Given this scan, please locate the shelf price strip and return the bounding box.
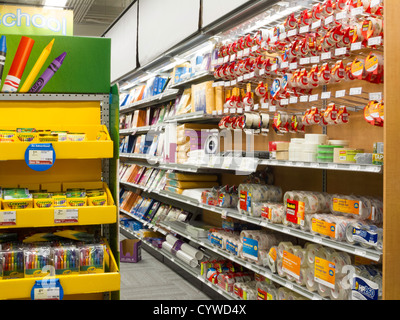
[54,209,79,224]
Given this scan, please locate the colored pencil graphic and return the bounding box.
[29,51,66,93]
[2,36,35,93]
[0,36,6,88]
[19,38,55,93]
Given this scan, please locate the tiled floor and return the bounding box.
[119,236,211,300]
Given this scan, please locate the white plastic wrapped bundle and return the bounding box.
[315,192,331,212]
[278,241,293,258]
[256,250,269,267]
[292,246,307,266]
[300,213,314,232]
[305,267,318,292]
[296,267,309,286]
[345,220,382,251]
[238,184,282,216]
[315,246,336,261]
[305,243,322,268]
[282,214,297,229]
[329,274,351,300]
[277,287,290,300]
[276,258,285,278]
[369,197,383,225]
[330,251,352,275]
[251,202,264,218]
[267,246,278,273]
[162,241,198,268]
[257,202,285,223]
[166,234,204,260]
[317,282,331,298]
[266,284,278,300]
[330,194,372,220]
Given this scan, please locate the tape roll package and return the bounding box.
[238,184,283,216]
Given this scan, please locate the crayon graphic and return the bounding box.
[20,39,55,93]
[0,36,6,88]
[29,52,66,93]
[2,36,35,93]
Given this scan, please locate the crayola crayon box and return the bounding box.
[33,192,54,209]
[66,189,87,207]
[2,188,33,210]
[87,189,108,207]
[52,193,67,208]
[79,244,105,274]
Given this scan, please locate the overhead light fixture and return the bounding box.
[44,0,68,9]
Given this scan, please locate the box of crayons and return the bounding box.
[79,244,105,274]
[52,245,80,276]
[2,188,33,210]
[66,189,87,207]
[87,189,108,207]
[0,250,24,279]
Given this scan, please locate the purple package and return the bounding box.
[29,52,66,93]
[120,239,142,263]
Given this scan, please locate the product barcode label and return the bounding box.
[29,150,53,165]
[0,211,16,226]
[34,287,61,300]
[54,209,79,224]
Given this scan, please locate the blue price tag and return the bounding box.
[31,278,64,300]
[24,143,56,172]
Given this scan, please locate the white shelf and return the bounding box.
[159,220,325,301]
[120,89,180,114]
[259,159,383,174]
[120,183,383,263]
[120,154,383,175]
[120,124,166,135]
[119,224,239,300]
[164,111,222,124]
[169,71,215,89]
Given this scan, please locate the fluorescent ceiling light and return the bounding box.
[44,0,68,9]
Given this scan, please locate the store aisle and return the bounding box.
[119,236,211,300]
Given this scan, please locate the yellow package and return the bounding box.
[166,172,218,181]
[67,197,87,207]
[2,198,33,210]
[191,81,215,114]
[166,180,219,189]
[16,132,37,142]
[96,130,108,141]
[38,133,58,142]
[87,190,108,207]
[0,130,16,143]
[53,193,67,208]
[215,85,225,112]
[34,198,54,209]
[176,88,192,115]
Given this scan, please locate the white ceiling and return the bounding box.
[0,0,134,36]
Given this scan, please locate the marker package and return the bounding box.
[52,245,80,276]
[79,244,105,274]
[0,249,24,280]
[24,245,52,278]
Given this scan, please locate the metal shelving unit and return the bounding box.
[120,181,383,263]
[120,224,239,300]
